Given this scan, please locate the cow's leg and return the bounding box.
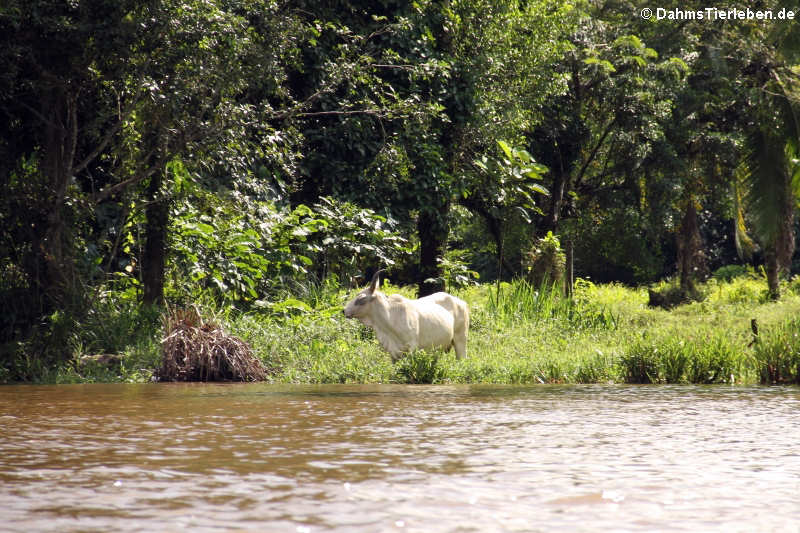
[453,331,467,359]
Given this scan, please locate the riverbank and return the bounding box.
[9,275,800,385]
[234,276,800,385]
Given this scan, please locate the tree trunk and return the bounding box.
[142,171,169,306]
[38,87,79,309]
[776,167,796,276]
[543,170,567,234]
[417,204,449,297]
[764,162,796,301]
[565,239,574,298]
[765,249,781,300]
[677,199,704,296]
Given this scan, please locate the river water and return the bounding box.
[1,384,798,532]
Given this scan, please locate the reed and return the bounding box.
[484,279,617,330]
[618,332,750,384]
[752,317,800,384]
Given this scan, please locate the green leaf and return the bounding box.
[613,35,643,50]
[584,57,616,73]
[497,140,513,160]
[626,55,646,68]
[272,298,311,313]
[529,183,550,196]
[189,222,216,236]
[293,204,314,217]
[513,148,532,163]
[529,162,549,175]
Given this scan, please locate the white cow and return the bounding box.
[343,270,469,360]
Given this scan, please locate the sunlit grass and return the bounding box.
[54,273,800,385]
[234,275,799,385]
[751,316,800,384]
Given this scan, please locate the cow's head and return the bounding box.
[343,269,384,319]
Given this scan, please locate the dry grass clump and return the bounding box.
[157,306,268,382]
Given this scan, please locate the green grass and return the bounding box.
[224,275,800,385]
[15,274,800,385]
[751,316,800,384]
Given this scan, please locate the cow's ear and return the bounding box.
[368,269,384,293]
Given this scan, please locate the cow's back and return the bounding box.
[419,292,469,358]
[421,292,469,332]
[406,294,455,351]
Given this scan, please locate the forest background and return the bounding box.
[1,0,799,383]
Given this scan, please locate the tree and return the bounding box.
[0,0,314,372]
[0,0,144,311]
[524,4,693,283]
[741,74,800,299]
[284,0,570,294]
[407,0,571,294]
[700,0,800,298]
[657,0,798,298]
[112,0,300,305]
[465,140,549,278]
[529,15,673,235]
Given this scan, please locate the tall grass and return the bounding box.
[618,332,753,384]
[1,293,163,384]
[485,279,617,330]
[31,273,800,386]
[487,280,571,323]
[752,317,800,384]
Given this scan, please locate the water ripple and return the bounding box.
[1,384,799,532]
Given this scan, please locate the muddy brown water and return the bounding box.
[1,383,799,532]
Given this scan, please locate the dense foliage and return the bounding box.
[1,0,799,380]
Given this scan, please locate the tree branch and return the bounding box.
[294,109,390,118]
[72,110,129,175]
[575,117,616,186]
[91,145,159,204]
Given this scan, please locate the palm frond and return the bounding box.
[742,126,788,249]
[733,166,756,263]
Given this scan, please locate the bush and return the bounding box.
[395,350,445,384]
[169,194,410,307]
[647,279,704,309]
[307,196,411,283]
[524,231,565,287]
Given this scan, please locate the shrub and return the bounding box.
[619,340,663,383]
[395,350,445,384]
[524,232,565,287]
[308,196,411,283]
[439,249,480,290]
[647,280,703,309]
[619,333,744,384]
